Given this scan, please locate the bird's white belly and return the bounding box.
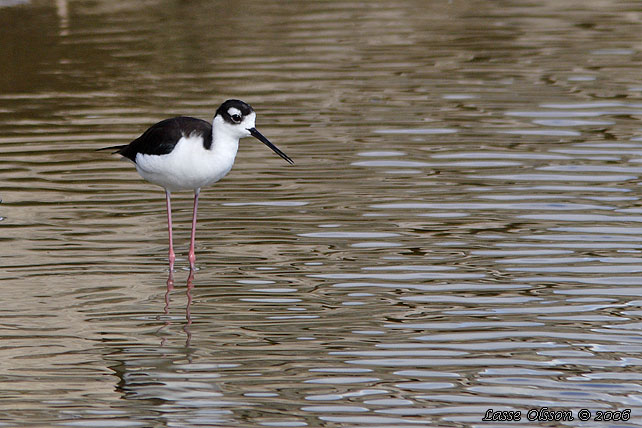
[135,135,235,192]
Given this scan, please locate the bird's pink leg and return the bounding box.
[166,190,176,271]
[188,189,200,271]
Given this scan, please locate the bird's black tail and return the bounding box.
[96,144,126,153]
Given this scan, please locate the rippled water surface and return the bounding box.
[2,0,642,426]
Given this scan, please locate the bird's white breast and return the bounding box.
[135,133,237,192]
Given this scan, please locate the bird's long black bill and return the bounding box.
[249,128,294,165]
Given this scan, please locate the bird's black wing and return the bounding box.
[116,117,213,162]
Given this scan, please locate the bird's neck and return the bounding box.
[210,123,240,161]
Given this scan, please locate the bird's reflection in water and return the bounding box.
[185,271,194,347]
[159,270,194,348]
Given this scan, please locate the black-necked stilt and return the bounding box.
[99,99,293,271]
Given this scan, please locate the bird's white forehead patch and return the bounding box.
[227,107,242,117]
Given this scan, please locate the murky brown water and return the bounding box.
[2,0,642,426]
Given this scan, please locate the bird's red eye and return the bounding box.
[231,114,242,123]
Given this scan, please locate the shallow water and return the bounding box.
[2,0,642,426]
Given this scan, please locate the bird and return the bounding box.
[99,99,293,271]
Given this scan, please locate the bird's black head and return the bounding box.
[215,99,255,125]
[213,99,294,165]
